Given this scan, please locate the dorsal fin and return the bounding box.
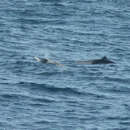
[102,56,107,60]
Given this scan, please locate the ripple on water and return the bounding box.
[0,0,130,129]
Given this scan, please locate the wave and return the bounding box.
[0,92,56,105]
[0,93,31,102]
[104,76,130,85]
[18,82,84,96]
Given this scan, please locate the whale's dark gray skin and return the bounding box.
[77,56,114,64]
[37,58,49,63]
[34,57,63,66]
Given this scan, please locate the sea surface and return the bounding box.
[0,0,130,130]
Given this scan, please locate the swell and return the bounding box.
[18,81,84,96]
[0,93,32,102]
[0,92,55,105]
[104,76,130,85]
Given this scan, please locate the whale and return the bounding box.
[34,56,64,66]
[77,56,114,64]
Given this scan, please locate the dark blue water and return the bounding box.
[0,0,130,130]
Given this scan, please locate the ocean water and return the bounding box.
[0,0,130,130]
